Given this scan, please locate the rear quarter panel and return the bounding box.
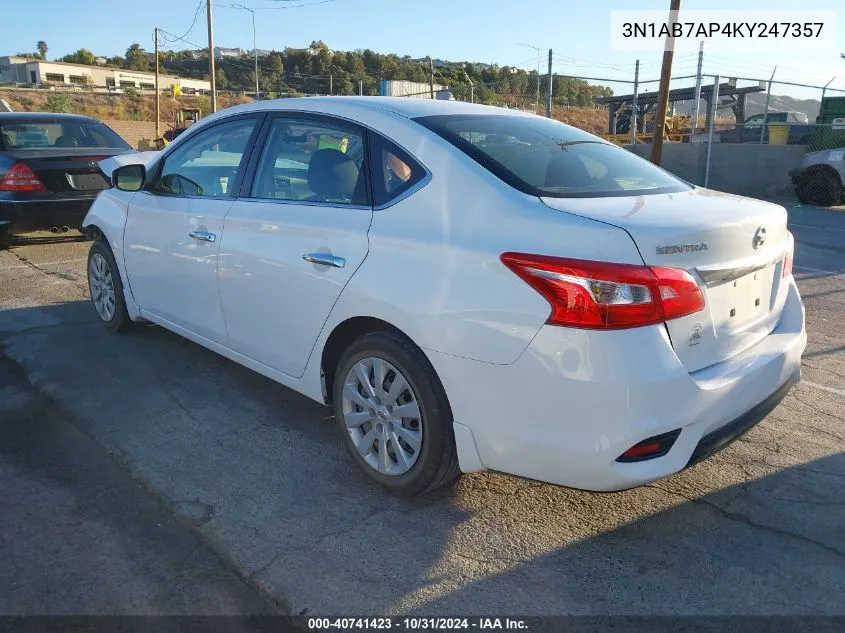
[308,109,645,368]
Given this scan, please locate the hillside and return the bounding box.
[673,92,821,122]
[0,89,609,136]
[744,93,820,120]
[0,90,252,122]
[20,41,614,108]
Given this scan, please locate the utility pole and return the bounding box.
[206,0,217,112]
[649,0,681,165]
[518,43,541,111]
[359,79,363,96]
[463,66,474,104]
[329,74,333,95]
[154,28,160,138]
[546,49,553,117]
[232,5,258,98]
[630,59,639,144]
[428,56,435,99]
[691,41,704,137]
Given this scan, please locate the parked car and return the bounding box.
[718,111,817,144]
[790,145,845,207]
[0,112,133,248]
[83,98,806,496]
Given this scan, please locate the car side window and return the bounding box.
[250,118,368,205]
[153,118,257,198]
[369,134,426,206]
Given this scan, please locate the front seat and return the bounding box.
[307,148,361,202]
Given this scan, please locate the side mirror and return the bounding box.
[112,164,145,192]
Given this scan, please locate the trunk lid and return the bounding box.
[7,148,130,196]
[541,187,791,372]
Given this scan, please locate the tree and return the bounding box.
[215,68,228,90]
[268,52,284,77]
[61,48,96,65]
[125,43,149,71]
[37,41,48,59]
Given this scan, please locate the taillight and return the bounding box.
[782,231,794,278]
[500,253,705,330]
[0,162,46,192]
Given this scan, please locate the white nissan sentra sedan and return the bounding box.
[83,97,806,496]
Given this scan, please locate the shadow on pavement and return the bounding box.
[0,300,843,618]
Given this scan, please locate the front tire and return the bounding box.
[332,331,460,496]
[87,239,132,333]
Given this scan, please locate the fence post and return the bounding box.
[704,74,719,188]
[821,76,836,105]
[546,49,553,118]
[692,41,704,137]
[428,56,435,99]
[630,60,639,145]
[759,67,776,144]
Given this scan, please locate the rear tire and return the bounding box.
[0,229,11,250]
[87,239,133,333]
[332,330,460,496]
[796,172,842,207]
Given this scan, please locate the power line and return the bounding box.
[161,0,205,46]
[216,0,342,9]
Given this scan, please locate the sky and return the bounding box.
[5,0,845,100]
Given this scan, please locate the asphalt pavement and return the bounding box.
[0,201,843,617]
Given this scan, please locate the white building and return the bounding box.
[0,57,210,94]
[214,47,247,59]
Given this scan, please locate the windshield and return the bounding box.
[415,114,689,198]
[0,120,130,150]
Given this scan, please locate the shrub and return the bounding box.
[44,93,71,113]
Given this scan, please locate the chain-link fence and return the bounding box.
[4,64,843,206]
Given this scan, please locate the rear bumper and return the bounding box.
[685,367,800,468]
[0,197,96,233]
[427,277,807,491]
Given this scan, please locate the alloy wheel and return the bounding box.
[88,252,116,322]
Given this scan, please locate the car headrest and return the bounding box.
[307,149,359,200]
[545,150,593,189]
[55,135,79,148]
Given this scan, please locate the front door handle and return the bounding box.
[303,253,346,268]
[188,229,216,243]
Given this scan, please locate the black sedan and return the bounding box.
[0,112,134,248]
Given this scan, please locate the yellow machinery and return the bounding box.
[154,108,202,150]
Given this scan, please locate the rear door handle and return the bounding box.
[303,253,346,268]
[188,229,216,243]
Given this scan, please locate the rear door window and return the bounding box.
[249,118,369,205]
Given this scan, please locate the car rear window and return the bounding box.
[0,120,129,150]
[415,114,690,198]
